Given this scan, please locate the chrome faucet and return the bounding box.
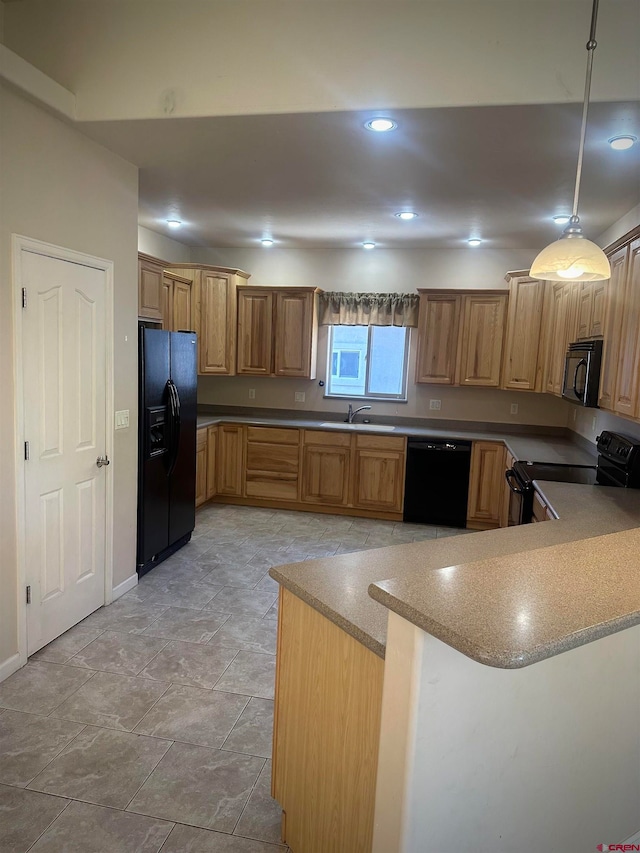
[345,404,372,424]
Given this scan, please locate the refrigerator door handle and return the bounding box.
[165,380,181,477]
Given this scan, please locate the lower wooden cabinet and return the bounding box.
[301,440,351,506]
[244,426,300,502]
[467,440,507,529]
[353,435,406,513]
[216,424,244,497]
[195,428,208,508]
[273,587,384,853]
[206,426,217,500]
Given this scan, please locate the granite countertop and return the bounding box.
[197,413,597,466]
[270,482,640,662]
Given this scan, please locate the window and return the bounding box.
[326,325,409,399]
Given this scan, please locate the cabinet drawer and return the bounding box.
[245,473,298,501]
[246,442,299,474]
[246,426,299,445]
[305,429,351,447]
[197,428,207,450]
[355,434,405,452]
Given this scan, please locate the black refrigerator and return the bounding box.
[137,326,197,576]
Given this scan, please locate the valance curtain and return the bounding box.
[318,292,419,327]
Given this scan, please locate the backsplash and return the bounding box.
[571,406,640,445]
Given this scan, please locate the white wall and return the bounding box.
[3,1,639,122]
[138,225,190,264]
[374,613,640,853]
[0,84,139,674]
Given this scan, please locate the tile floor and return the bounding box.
[0,504,471,852]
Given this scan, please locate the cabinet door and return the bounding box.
[237,289,273,375]
[500,450,514,528]
[467,441,506,528]
[161,277,173,331]
[599,245,629,410]
[501,278,544,391]
[576,283,593,340]
[589,280,606,337]
[545,283,578,396]
[138,259,164,320]
[458,294,507,387]
[195,429,208,508]
[353,434,405,512]
[173,280,192,332]
[199,272,236,375]
[614,238,640,418]
[216,424,244,496]
[206,426,217,500]
[415,293,461,384]
[274,291,316,378]
[301,445,350,506]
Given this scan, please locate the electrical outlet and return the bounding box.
[592,416,597,432]
[248,389,256,400]
[573,408,577,422]
[295,391,306,403]
[510,403,519,415]
[429,399,441,411]
[115,410,129,430]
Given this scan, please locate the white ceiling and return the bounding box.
[81,100,640,249]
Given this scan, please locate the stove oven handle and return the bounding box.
[505,468,525,495]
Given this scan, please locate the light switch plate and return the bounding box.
[248,389,256,399]
[510,403,519,414]
[115,410,130,430]
[295,391,306,403]
[429,399,441,410]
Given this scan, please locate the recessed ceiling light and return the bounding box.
[608,135,637,150]
[395,211,418,220]
[167,219,182,229]
[362,242,376,250]
[364,118,397,133]
[552,214,571,224]
[261,238,274,247]
[467,238,482,247]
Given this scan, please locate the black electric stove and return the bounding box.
[505,431,640,525]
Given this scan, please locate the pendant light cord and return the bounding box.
[572,0,600,219]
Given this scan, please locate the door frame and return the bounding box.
[13,234,115,666]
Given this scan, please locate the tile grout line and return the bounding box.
[23,795,74,853]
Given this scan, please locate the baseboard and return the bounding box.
[0,652,22,684]
[112,572,138,601]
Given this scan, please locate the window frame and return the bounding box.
[325,324,410,402]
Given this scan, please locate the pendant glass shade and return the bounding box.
[530,235,611,282]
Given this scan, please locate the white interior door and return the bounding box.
[21,249,109,655]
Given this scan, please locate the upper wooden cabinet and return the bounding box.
[161,271,193,333]
[543,282,579,397]
[138,254,165,321]
[501,273,546,392]
[236,286,320,379]
[599,243,630,411]
[415,293,461,384]
[164,263,251,375]
[415,290,507,388]
[457,293,507,387]
[613,237,640,419]
[576,280,607,340]
[237,289,273,375]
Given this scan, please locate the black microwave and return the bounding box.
[561,339,603,407]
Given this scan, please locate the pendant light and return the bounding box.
[530,0,611,283]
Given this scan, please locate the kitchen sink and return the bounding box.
[319,422,396,432]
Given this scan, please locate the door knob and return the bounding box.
[96,455,110,468]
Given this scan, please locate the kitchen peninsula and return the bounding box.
[269,480,640,853]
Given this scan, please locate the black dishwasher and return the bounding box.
[403,439,472,527]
